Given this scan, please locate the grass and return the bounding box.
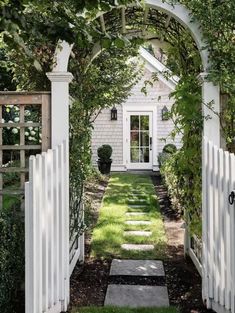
[73,307,179,313]
[91,173,167,259]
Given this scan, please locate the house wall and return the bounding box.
[91,105,124,168]
[91,67,181,171]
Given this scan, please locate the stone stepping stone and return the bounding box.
[125,220,151,225]
[128,199,147,203]
[124,230,152,237]
[125,212,148,216]
[110,259,165,276]
[104,285,169,308]
[128,204,148,208]
[129,193,146,196]
[121,244,154,251]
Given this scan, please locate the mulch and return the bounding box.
[69,173,214,313]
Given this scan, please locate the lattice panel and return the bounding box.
[0,92,51,209]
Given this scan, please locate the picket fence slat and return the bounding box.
[203,137,235,313]
[218,148,225,306]
[25,141,70,313]
[230,154,235,313]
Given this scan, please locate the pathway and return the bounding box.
[104,185,170,308]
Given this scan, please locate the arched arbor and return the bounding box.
[47,0,220,149]
[46,0,221,310]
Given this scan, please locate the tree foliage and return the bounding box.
[1,0,235,250]
[69,45,142,233]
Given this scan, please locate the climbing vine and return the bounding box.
[1,0,235,252]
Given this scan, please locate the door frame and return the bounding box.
[123,105,158,171]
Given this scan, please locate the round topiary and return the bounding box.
[97,144,113,162]
[162,143,177,154]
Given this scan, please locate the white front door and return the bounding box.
[126,112,153,170]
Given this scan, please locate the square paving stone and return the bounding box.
[121,244,154,251]
[124,231,152,237]
[128,204,148,208]
[110,259,165,276]
[125,212,148,216]
[128,199,148,203]
[125,220,151,225]
[104,285,169,308]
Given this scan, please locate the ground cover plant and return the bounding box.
[91,173,167,260]
[73,307,179,313]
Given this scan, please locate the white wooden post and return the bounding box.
[46,72,72,310]
[200,73,220,146]
[46,72,73,148]
[200,73,220,308]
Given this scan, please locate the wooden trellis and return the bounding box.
[0,92,51,209]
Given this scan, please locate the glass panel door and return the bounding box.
[130,114,151,164]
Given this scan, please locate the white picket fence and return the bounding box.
[202,137,235,313]
[25,140,84,313]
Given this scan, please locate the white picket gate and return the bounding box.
[25,140,70,313]
[202,137,235,313]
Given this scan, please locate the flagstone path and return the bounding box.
[104,186,170,308]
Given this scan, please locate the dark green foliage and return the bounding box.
[0,207,24,313]
[161,75,202,236]
[0,47,16,91]
[162,144,177,154]
[97,144,112,161]
[158,152,171,169]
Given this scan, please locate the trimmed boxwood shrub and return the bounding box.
[97,144,112,162]
[162,144,177,154]
[0,206,24,313]
[158,144,177,169]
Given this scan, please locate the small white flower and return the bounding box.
[12,128,18,134]
[39,139,42,143]
[28,127,33,131]
[30,130,36,136]
[39,133,42,138]
[14,117,20,122]
[25,131,29,137]
[8,120,13,123]
[25,110,31,116]
[28,136,33,140]
[2,119,5,123]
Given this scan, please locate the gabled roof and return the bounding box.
[139,47,179,91]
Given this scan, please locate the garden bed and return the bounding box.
[70,173,214,313]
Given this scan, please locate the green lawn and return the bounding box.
[73,307,179,313]
[91,173,167,259]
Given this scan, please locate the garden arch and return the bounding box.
[47,0,220,149]
[46,0,221,310]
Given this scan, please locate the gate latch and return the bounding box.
[229,191,235,205]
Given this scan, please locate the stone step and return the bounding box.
[110,259,165,276]
[125,212,148,217]
[128,204,148,209]
[124,230,152,237]
[125,220,151,225]
[104,285,169,308]
[121,244,154,251]
[129,193,147,197]
[128,199,148,203]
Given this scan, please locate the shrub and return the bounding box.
[160,149,202,237]
[97,145,112,162]
[158,144,177,169]
[0,206,24,313]
[158,152,171,169]
[162,144,177,154]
